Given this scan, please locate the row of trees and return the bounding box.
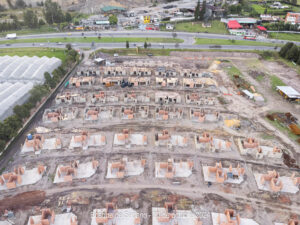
[0,10,45,32]
[5,0,27,9]
[0,15,21,32]
[194,0,206,21]
[0,47,79,153]
[0,0,72,32]
[279,42,300,65]
[44,0,72,24]
[264,21,299,31]
[282,0,298,6]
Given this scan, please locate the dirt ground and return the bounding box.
[0,51,299,225]
[263,60,300,91]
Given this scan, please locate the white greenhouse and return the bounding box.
[0,56,62,120]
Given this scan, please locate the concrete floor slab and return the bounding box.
[54,162,96,183]
[21,138,61,154]
[0,166,46,191]
[106,160,145,178]
[211,212,259,225]
[203,166,244,184]
[254,173,299,194]
[152,207,200,225]
[91,208,140,225]
[170,135,188,147]
[27,213,77,225]
[70,134,106,150]
[0,221,12,225]
[155,162,192,178]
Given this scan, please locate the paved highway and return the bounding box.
[0,42,279,51]
[0,30,296,48]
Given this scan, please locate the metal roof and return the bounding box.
[221,18,257,24]
[242,90,254,99]
[0,82,34,121]
[228,20,242,29]
[276,86,300,99]
[94,58,105,63]
[101,6,126,12]
[0,55,62,120]
[0,56,61,83]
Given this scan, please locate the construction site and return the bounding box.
[0,51,299,225]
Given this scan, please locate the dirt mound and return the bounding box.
[248,70,265,80]
[283,152,299,169]
[0,191,45,212]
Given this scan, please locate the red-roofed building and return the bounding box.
[257,25,267,31]
[227,20,242,29]
[285,12,300,25]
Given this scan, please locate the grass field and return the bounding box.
[268,32,300,42]
[0,48,67,62]
[225,65,243,78]
[168,20,228,34]
[251,4,300,14]
[92,48,264,57]
[251,4,266,14]
[266,117,299,142]
[93,48,173,56]
[0,26,58,37]
[195,38,280,47]
[270,75,286,90]
[0,37,184,44]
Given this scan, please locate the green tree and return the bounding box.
[23,9,38,28]
[44,72,56,88]
[279,42,293,58]
[6,0,14,9]
[0,139,6,152]
[126,40,129,48]
[65,12,72,22]
[39,19,45,26]
[286,44,299,61]
[297,54,300,65]
[13,105,30,120]
[3,115,22,139]
[264,8,267,14]
[144,41,148,49]
[200,0,206,21]
[10,14,21,29]
[194,0,200,21]
[0,4,6,12]
[44,0,65,24]
[109,15,118,25]
[15,0,26,8]
[28,85,50,105]
[66,43,72,51]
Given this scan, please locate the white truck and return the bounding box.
[6,33,17,39]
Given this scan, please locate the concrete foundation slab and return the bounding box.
[54,162,97,183]
[254,173,299,194]
[203,166,244,184]
[27,213,77,225]
[211,212,259,225]
[152,207,200,225]
[155,161,193,178]
[0,166,46,191]
[91,208,140,225]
